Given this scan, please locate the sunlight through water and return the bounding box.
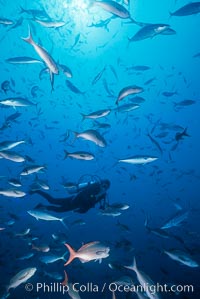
[63,0,91,27]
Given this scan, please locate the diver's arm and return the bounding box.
[70,182,107,213]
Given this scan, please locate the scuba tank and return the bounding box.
[67,175,101,194]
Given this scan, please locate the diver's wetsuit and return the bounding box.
[32,179,110,213]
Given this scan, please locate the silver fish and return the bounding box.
[0,140,25,151]
[64,150,95,160]
[20,165,46,176]
[161,211,189,230]
[32,244,50,252]
[0,150,25,162]
[34,178,50,190]
[27,209,68,228]
[99,207,121,217]
[34,19,66,28]
[118,155,158,165]
[114,103,140,113]
[0,18,14,25]
[174,100,196,107]
[129,24,170,42]
[170,2,200,16]
[0,188,26,198]
[7,267,37,291]
[6,56,43,64]
[15,228,30,236]
[145,219,171,239]
[73,130,107,147]
[20,6,50,19]
[22,27,59,74]
[64,241,110,265]
[109,203,129,210]
[93,1,131,19]
[62,271,81,299]
[164,249,199,267]
[17,253,34,260]
[0,97,36,107]
[116,86,144,104]
[40,253,66,264]
[58,64,73,78]
[124,257,161,299]
[81,109,111,120]
[8,178,22,187]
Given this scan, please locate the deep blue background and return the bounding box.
[0,0,200,298]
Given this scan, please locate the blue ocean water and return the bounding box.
[0,0,200,298]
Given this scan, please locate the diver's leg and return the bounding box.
[32,190,67,205]
[38,204,69,213]
[32,190,75,211]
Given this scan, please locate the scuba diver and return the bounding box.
[31,175,110,214]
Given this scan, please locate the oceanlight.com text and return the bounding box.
[109,282,194,295]
[25,282,194,295]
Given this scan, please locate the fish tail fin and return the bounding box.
[31,244,36,250]
[26,137,33,146]
[92,120,98,128]
[144,214,151,233]
[49,71,55,93]
[64,243,77,266]
[124,257,137,272]
[42,164,48,171]
[161,249,167,256]
[144,214,148,227]
[172,102,179,112]
[60,130,70,143]
[71,131,78,144]
[105,24,109,32]
[80,113,86,121]
[21,25,34,44]
[183,127,190,137]
[64,150,69,159]
[19,5,26,13]
[61,270,68,286]
[129,18,139,25]
[39,67,48,80]
[112,160,119,168]
[146,130,150,137]
[34,102,39,110]
[62,251,69,261]
[61,218,69,230]
[126,38,132,50]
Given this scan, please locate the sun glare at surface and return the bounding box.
[41,0,123,53]
[63,0,91,24]
[63,0,88,9]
